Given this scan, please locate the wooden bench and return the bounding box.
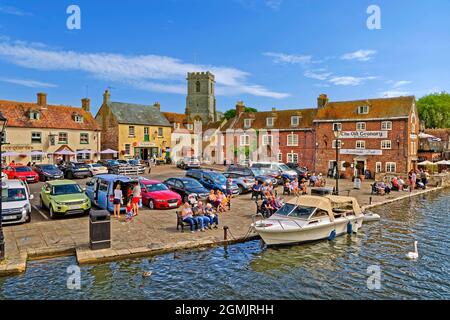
[176,210,190,232]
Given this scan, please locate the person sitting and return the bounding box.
[204,203,219,228]
[299,178,308,195]
[316,173,325,187]
[208,190,217,206]
[283,179,291,195]
[181,202,197,233]
[251,181,263,200]
[193,201,209,231]
[309,173,318,187]
[290,178,300,196]
[391,177,400,191]
[398,177,407,191]
[261,197,275,217]
[216,190,226,213]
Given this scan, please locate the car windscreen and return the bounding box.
[210,173,226,184]
[40,165,58,170]
[92,164,103,168]
[73,163,88,168]
[52,184,83,195]
[128,160,140,165]
[15,167,32,172]
[251,163,270,168]
[279,164,291,171]
[146,183,168,192]
[2,188,27,202]
[107,160,120,166]
[182,179,203,189]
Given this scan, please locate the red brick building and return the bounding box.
[313,95,420,178]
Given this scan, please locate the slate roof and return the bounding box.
[0,100,100,131]
[109,102,171,126]
[314,96,415,122]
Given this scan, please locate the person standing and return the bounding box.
[113,183,123,219]
[131,182,141,216]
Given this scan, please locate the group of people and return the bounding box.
[112,182,142,221]
[309,172,326,187]
[373,169,431,196]
[207,189,231,213]
[180,200,220,233]
[408,169,430,191]
[284,178,308,196]
[251,180,277,199]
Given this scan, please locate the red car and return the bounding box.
[140,179,182,209]
[3,165,39,183]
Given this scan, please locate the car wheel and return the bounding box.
[42,175,47,182]
[238,185,244,194]
[49,206,56,219]
[39,196,45,209]
[84,209,90,216]
[148,200,155,209]
[67,171,73,179]
[25,213,31,223]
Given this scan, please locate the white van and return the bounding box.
[1,179,33,225]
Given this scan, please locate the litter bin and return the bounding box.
[354,177,361,190]
[89,210,111,250]
[311,187,334,196]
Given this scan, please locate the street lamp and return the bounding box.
[0,111,8,261]
[333,126,341,195]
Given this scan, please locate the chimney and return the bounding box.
[236,101,245,115]
[272,107,277,112]
[317,94,329,109]
[103,89,110,105]
[153,102,161,110]
[37,92,47,107]
[81,98,90,112]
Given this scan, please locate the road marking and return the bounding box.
[32,205,49,220]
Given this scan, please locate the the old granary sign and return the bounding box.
[340,149,383,156]
[339,131,388,139]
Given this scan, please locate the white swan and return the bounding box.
[406,241,419,260]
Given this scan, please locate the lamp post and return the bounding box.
[0,111,8,261]
[333,127,341,195]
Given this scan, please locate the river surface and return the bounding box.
[1,190,449,300]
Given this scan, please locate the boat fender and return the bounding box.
[328,229,336,241]
[347,222,352,234]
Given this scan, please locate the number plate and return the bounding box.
[3,215,19,221]
[169,203,178,207]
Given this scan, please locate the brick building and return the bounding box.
[313,95,420,178]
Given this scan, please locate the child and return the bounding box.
[126,200,134,221]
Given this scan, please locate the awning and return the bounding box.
[54,150,76,156]
[100,149,118,154]
[417,160,436,166]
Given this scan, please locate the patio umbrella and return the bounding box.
[76,149,94,154]
[29,151,47,156]
[1,151,19,156]
[54,150,76,156]
[100,149,118,154]
[417,160,436,166]
[435,160,450,165]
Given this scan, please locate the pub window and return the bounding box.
[158,127,163,137]
[58,132,68,144]
[287,134,298,146]
[356,122,366,131]
[287,153,298,163]
[124,144,131,155]
[244,119,252,128]
[262,135,273,146]
[128,126,135,137]
[332,123,342,131]
[31,132,42,144]
[266,117,274,127]
[356,141,366,149]
[29,110,40,120]
[376,162,382,173]
[386,162,396,173]
[80,133,89,144]
[74,115,84,123]
[381,140,392,149]
[381,121,392,130]
[291,116,300,126]
[240,134,250,146]
[358,105,369,114]
[332,140,342,149]
[31,150,43,162]
[278,152,283,162]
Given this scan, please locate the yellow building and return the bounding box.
[95,90,172,160]
[0,93,101,164]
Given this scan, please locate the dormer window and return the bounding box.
[291,116,300,126]
[186,123,193,130]
[244,119,253,128]
[29,110,40,120]
[358,105,369,114]
[266,117,274,127]
[73,114,84,123]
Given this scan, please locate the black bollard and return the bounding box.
[223,226,229,240]
[369,196,372,205]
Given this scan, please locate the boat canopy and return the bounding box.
[286,195,363,217]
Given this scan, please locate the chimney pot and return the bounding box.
[81,98,90,112]
[103,89,110,105]
[154,102,161,110]
[236,101,245,115]
[317,94,329,109]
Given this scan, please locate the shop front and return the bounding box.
[133,141,159,161]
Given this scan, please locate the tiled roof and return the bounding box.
[0,100,100,131]
[162,112,192,130]
[221,108,317,131]
[425,128,450,141]
[314,96,415,121]
[203,120,224,132]
[109,102,171,127]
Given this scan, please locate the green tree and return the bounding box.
[223,107,258,120]
[417,92,450,129]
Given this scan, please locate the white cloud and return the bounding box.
[381,90,411,98]
[263,52,312,65]
[0,77,57,88]
[304,70,332,81]
[0,5,32,16]
[328,76,376,86]
[386,80,412,88]
[235,0,283,10]
[0,39,288,99]
[341,49,377,62]
[265,0,283,10]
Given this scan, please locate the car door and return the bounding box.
[41,183,51,207]
[174,180,185,197]
[202,173,215,190]
[96,179,109,209]
[5,166,14,179]
[140,182,150,204]
[85,177,97,202]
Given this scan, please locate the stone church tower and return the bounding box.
[185,71,216,124]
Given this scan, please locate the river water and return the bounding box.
[1,190,449,300]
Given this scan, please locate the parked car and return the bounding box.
[251,162,298,183]
[3,165,39,183]
[59,162,91,179]
[1,171,7,181]
[225,165,278,185]
[98,159,121,173]
[176,157,201,170]
[86,163,109,176]
[222,172,255,194]
[85,174,142,212]
[163,177,210,203]
[286,163,309,180]
[138,178,182,209]
[33,164,64,181]
[185,169,240,195]
[1,179,33,224]
[39,180,91,219]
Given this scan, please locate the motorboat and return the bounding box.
[251,195,365,246]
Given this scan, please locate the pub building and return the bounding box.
[313,95,420,179]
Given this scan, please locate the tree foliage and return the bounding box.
[223,107,258,120]
[417,92,450,129]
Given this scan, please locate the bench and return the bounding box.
[282,186,291,195]
[176,211,190,232]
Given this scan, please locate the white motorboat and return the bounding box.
[252,195,365,246]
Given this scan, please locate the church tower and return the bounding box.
[185,71,216,124]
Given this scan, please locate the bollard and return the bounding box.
[347,190,351,196]
[369,196,372,205]
[223,226,229,240]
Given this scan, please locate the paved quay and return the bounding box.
[1,165,448,276]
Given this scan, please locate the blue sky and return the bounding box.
[0,0,449,116]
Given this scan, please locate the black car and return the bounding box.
[225,165,277,185]
[33,164,64,181]
[59,162,91,179]
[285,163,309,180]
[98,159,120,173]
[163,177,210,203]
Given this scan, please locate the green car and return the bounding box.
[39,180,91,219]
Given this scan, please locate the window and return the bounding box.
[262,135,273,146]
[244,119,252,128]
[386,162,396,173]
[158,127,163,137]
[375,162,382,173]
[356,122,366,131]
[74,115,83,123]
[333,123,342,132]
[0,131,5,144]
[266,117,274,127]
[381,121,392,130]
[381,140,392,149]
[291,116,300,126]
[278,152,283,162]
[196,81,201,92]
[332,140,342,149]
[31,132,42,144]
[356,141,366,149]
[240,135,249,146]
[80,133,89,144]
[186,123,193,130]
[29,110,40,120]
[144,127,150,141]
[58,132,68,144]
[287,133,298,146]
[411,141,416,154]
[358,105,369,114]
[124,144,131,155]
[31,150,43,163]
[287,153,298,163]
[173,123,180,130]
[128,126,135,137]
[77,149,91,161]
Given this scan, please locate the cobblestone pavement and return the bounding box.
[1,164,443,274]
